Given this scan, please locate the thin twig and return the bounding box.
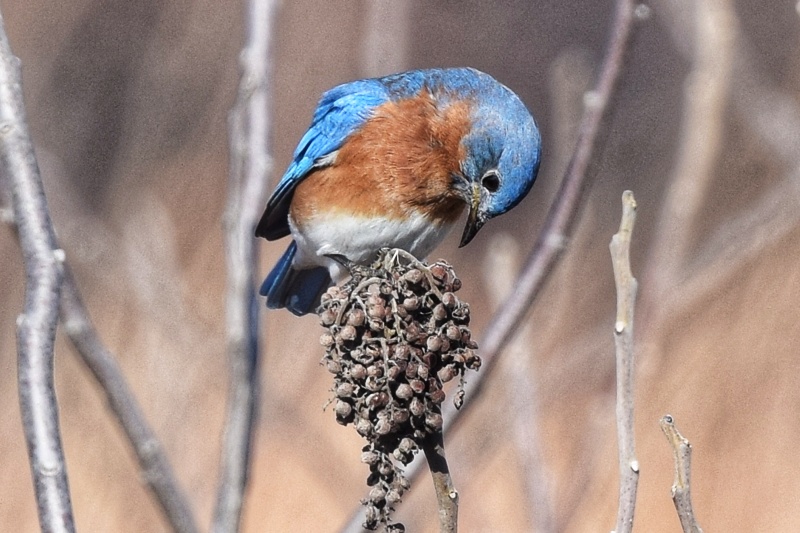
[422,429,458,533]
[0,8,75,533]
[212,1,277,531]
[610,191,639,533]
[660,415,703,533]
[60,268,199,533]
[340,3,638,530]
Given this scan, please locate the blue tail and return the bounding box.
[260,241,332,316]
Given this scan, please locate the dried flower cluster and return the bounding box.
[317,249,480,531]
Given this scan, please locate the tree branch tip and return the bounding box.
[53,248,66,263]
[621,190,637,207]
[630,460,640,473]
[615,320,626,333]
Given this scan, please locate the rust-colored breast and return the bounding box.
[290,91,472,230]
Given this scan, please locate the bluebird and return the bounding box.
[256,67,542,315]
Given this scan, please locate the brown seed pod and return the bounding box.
[316,250,480,532]
[441,292,458,309]
[340,325,358,341]
[395,383,413,400]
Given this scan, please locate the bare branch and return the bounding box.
[213,1,277,531]
[423,429,459,533]
[60,269,199,533]
[340,2,638,530]
[610,191,639,533]
[660,415,703,533]
[0,8,75,533]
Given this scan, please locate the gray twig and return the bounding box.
[660,415,703,533]
[340,2,638,530]
[60,269,199,533]
[0,8,75,533]
[212,0,277,531]
[423,430,459,533]
[610,191,639,533]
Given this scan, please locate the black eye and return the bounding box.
[481,171,500,193]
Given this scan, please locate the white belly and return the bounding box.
[288,211,455,281]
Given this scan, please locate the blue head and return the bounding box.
[444,69,542,246]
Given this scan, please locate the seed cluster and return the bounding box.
[318,249,480,531]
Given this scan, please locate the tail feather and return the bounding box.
[260,242,332,316]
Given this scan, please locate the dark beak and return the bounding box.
[459,182,485,247]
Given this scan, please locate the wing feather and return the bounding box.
[256,80,390,240]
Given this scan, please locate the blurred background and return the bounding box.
[1,0,800,531]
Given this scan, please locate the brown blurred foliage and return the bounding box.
[2,0,800,531]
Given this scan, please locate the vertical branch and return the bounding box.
[213,0,277,531]
[660,415,704,533]
[610,191,639,533]
[423,427,458,533]
[60,269,199,533]
[0,8,76,533]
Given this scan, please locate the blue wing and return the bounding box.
[255,79,391,240]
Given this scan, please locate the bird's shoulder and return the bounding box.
[256,78,392,239]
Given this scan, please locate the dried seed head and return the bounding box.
[316,249,480,531]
